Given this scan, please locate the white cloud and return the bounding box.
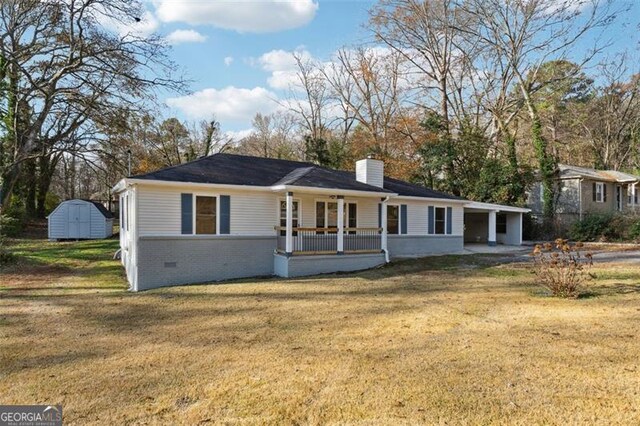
[258,49,312,90]
[98,9,159,38]
[225,129,254,141]
[224,56,234,66]
[166,86,279,122]
[165,29,207,44]
[153,0,319,33]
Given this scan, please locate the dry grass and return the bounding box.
[1,238,640,425]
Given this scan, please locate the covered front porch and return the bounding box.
[463,202,530,247]
[272,189,392,277]
[274,190,390,257]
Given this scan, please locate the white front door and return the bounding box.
[68,204,90,238]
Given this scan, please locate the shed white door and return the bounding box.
[68,203,90,238]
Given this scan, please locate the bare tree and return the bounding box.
[282,53,331,142]
[369,0,471,193]
[323,47,405,158]
[0,0,184,213]
[579,54,640,170]
[458,0,617,219]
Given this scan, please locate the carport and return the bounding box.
[463,202,530,246]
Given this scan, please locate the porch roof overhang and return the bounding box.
[270,184,397,198]
[464,201,530,213]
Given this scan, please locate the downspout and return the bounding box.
[578,178,583,221]
[382,196,390,263]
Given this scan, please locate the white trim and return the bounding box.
[277,197,301,229]
[193,193,220,235]
[313,198,358,229]
[595,182,605,203]
[627,183,637,206]
[114,178,274,193]
[464,201,530,213]
[272,184,395,198]
[393,195,468,204]
[385,203,401,235]
[428,205,447,235]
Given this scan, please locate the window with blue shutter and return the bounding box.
[220,195,230,234]
[428,206,434,234]
[400,204,408,234]
[181,193,193,234]
[446,207,453,235]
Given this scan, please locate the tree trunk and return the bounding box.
[35,154,57,218]
[23,159,37,217]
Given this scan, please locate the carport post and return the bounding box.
[488,210,497,246]
[518,213,523,245]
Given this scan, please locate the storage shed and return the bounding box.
[48,199,114,240]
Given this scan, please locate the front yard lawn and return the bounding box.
[1,238,639,424]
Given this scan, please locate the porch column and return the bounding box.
[488,210,497,247]
[337,196,344,254]
[285,191,293,256]
[381,197,388,255]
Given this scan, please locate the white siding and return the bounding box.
[136,185,278,237]
[294,194,380,229]
[89,204,106,238]
[133,184,464,237]
[355,159,384,188]
[231,191,278,235]
[48,203,68,239]
[398,199,464,236]
[137,188,181,236]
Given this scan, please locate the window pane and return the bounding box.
[280,201,298,226]
[496,213,507,234]
[327,202,338,228]
[280,201,298,235]
[196,196,216,234]
[435,207,445,234]
[316,202,325,228]
[387,205,399,234]
[348,203,357,228]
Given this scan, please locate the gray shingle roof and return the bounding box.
[130,153,462,200]
[558,164,639,183]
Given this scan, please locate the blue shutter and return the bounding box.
[428,206,434,234]
[181,193,193,234]
[378,203,382,228]
[446,207,453,235]
[400,204,408,234]
[220,195,230,234]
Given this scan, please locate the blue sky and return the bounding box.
[133,0,639,137]
[134,0,376,137]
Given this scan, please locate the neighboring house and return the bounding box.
[528,164,639,225]
[113,154,529,291]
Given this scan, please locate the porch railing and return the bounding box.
[275,227,382,255]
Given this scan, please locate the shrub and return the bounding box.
[0,237,16,265]
[629,219,640,241]
[0,214,23,237]
[569,214,612,242]
[531,239,593,298]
